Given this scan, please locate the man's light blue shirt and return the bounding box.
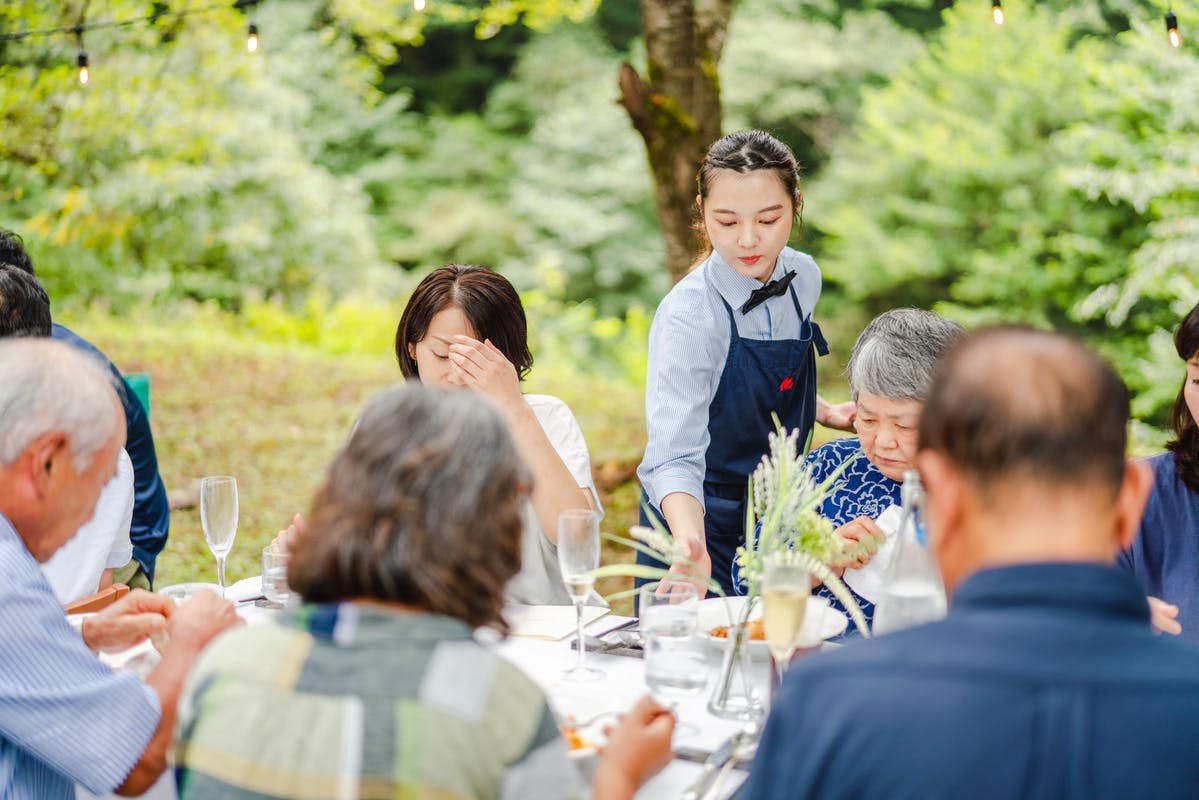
[638,247,821,509]
[0,514,160,799]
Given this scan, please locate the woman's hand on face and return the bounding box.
[448,336,523,410]
[817,398,857,432]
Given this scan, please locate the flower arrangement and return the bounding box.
[734,422,874,637]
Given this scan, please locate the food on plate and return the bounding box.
[559,723,594,751]
[709,618,766,640]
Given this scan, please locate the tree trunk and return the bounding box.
[619,0,735,284]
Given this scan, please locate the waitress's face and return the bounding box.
[1186,352,1199,426]
[699,169,795,283]
[409,305,476,389]
[854,391,923,483]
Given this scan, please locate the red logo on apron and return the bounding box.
[779,376,795,392]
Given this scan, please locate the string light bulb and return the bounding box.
[1166,10,1181,48]
[414,0,426,12]
[73,28,89,85]
[247,21,258,53]
[992,0,1004,26]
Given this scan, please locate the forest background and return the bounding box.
[1,0,1196,597]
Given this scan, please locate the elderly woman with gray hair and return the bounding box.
[805,308,965,634]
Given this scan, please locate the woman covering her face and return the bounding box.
[395,264,603,606]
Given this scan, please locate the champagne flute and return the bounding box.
[558,509,603,682]
[761,558,809,688]
[200,476,239,598]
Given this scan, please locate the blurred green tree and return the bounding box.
[811,0,1198,431]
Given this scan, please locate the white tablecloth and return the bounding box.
[82,582,763,799]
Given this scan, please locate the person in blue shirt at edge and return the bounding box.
[740,326,1199,800]
[1118,300,1199,642]
[0,229,170,589]
[636,130,855,597]
[803,308,964,635]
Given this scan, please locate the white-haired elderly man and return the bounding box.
[0,338,240,799]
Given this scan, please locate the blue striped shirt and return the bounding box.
[0,514,160,799]
[638,247,822,509]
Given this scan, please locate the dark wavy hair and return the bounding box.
[286,384,529,631]
[395,265,533,381]
[0,265,52,337]
[1168,303,1199,492]
[0,230,36,275]
[694,130,803,264]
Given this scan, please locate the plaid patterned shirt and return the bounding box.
[175,603,582,800]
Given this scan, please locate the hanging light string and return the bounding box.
[1166,8,1182,47]
[992,0,1004,26]
[0,0,262,43]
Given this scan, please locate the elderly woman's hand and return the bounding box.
[833,516,886,572]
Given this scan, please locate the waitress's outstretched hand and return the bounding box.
[448,336,523,411]
[667,536,713,599]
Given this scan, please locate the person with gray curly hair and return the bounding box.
[804,308,965,634]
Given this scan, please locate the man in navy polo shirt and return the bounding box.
[741,326,1199,799]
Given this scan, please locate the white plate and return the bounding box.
[157,582,221,603]
[696,595,848,658]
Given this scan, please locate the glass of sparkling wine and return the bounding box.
[200,476,239,598]
[762,558,809,688]
[640,580,707,733]
[558,509,603,682]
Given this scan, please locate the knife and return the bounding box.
[679,730,741,800]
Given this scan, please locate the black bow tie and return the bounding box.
[740,270,796,314]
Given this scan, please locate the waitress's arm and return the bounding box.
[660,492,713,591]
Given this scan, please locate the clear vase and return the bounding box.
[707,622,764,721]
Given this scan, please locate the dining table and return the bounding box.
[79,576,775,800]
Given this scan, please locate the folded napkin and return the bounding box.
[842,504,904,604]
[506,604,610,640]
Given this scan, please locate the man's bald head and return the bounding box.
[919,327,1129,501]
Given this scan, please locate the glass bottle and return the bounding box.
[871,470,947,634]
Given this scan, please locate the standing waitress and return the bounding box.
[637,130,855,597]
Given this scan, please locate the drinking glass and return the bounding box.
[558,509,603,682]
[200,476,239,598]
[640,580,707,734]
[261,546,292,606]
[761,558,809,687]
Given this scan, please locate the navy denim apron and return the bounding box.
[638,286,828,597]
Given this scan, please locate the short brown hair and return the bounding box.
[394,265,533,381]
[287,384,528,630]
[919,326,1129,498]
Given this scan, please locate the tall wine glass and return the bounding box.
[761,558,809,688]
[200,476,239,598]
[558,509,603,682]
